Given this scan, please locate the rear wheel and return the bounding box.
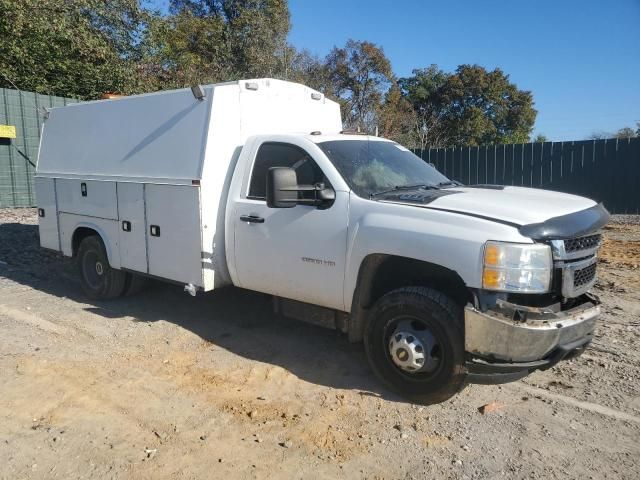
[124,272,149,296]
[77,235,127,300]
[364,286,466,404]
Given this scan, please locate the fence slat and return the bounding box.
[503,144,514,186]
[616,138,632,214]
[460,146,470,184]
[469,146,479,184]
[495,144,505,185]
[453,147,462,183]
[531,142,542,187]
[477,146,487,184]
[604,139,618,212]
[437,148,446,175]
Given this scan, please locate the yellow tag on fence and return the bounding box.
[0,125,17,138]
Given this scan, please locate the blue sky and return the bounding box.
[151,0,640,140]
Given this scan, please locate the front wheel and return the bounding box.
[77,235,127,300]
[364,287,466,404]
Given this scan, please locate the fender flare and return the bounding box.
[68,222,121,269]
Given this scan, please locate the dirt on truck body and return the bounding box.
[0,208,639,479]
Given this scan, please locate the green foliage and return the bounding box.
[378,82,416,146]
[0,0,146,99]
[285,49,331,93]
[325,40,393,132]
[400,65,537,148]
[398,65,449,149]
[532,134,548,143]
[0,0,290,97]
[142,0,290,88]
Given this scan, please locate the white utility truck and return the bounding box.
[35,79,608,404]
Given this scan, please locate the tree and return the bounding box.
[615,127,636,139]
[0,0,146,99]
[398,65,449,149]
[325,40,393,132]
[223,0,290,78]
[378,82,416,145]
[439,65,536,146]
[400,65,537,148]
[532,134,548,143]
[143,0,291,88]
[285,48,331,93]
[636,122,640,137]
[142,6,230,89]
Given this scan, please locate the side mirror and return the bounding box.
[267,167,298,208]
[266,167,336,209]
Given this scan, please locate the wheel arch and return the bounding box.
[348,254,471,342]
[69,223,120,268]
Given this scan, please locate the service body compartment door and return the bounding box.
[35,177,60,251]
[56,179,118,219]
[145,184,202,286]
[117,182,147,273]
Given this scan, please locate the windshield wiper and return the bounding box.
[435,180,463,188]
[369,183,439,199]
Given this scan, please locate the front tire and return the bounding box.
[77,235,127,300]
[364,286,466,404]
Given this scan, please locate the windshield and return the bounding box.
[317,139,451,198]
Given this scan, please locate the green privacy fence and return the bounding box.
[415,137,640,214]
[0,88,80,207]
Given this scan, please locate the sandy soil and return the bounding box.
[0,208,638,479]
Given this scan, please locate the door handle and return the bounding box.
[240,215,264,224]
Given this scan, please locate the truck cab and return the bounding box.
[35,79,607,404]
[227,132,606,403]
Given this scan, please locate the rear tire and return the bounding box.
[124,272,149,296]
[364,286,466,405]
[77,235,127,300]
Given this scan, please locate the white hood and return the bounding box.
[427,186,597,226]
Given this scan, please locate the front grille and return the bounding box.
[564,234,601,253]
[551,232,601,298]
[573,262,597,288]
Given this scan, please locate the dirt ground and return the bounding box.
[0,208,638,480]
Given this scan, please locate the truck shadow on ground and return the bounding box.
[0,222,403,402]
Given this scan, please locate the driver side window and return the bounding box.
[248,142,328,200]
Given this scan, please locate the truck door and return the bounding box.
[233,141,348,311]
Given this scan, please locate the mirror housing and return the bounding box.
[266,167,298,208]
[266,167,335,209]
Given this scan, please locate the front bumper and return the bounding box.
[464,295,600,384]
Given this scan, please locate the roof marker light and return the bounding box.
[311,92,322,100]
[245,82,259,91]
[191,85,206,101]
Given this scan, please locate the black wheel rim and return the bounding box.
[82,250,105,290]
[383,315,446,381]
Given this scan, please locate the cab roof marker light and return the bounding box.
[311,92,322,100]
[191,85,206,101]
[245,82,259,91]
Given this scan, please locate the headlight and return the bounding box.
[482,241,552,293]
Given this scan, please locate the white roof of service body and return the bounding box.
[36,79,342,183]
